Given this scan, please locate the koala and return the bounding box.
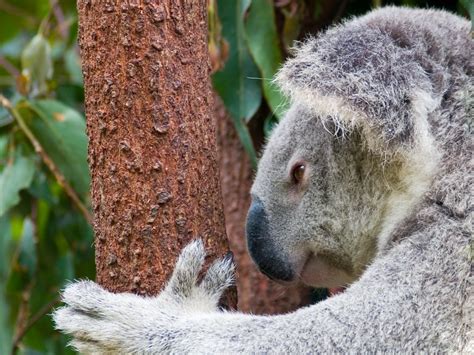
[54,7,473,354]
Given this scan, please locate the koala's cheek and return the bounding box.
[246,196,294,282]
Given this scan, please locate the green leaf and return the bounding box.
[55,251,74,284]
[0,33,30,57]
[23,99,90,197]
[0,13,22,43]
[0,92,21,127]
[0,152,35,216]
[64,47,83,85]
[0,135,8,158]
[264,113,278,137]
[56,83,85,109]
[212,0,262,121]
[245,0,288,119]
[212,0,260,167]
[0,0,49,42]
[21,33,53,96]
[18,218,37,278]
[0,216,13,354]
[0,110,14,127]
[28,170,55,203]
[234,117,258,168]
[460,0,474,29]
[0,216,13,278]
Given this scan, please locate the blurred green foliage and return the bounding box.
[0,1,92,354]
[0,0,469,353]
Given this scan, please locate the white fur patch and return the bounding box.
[377,90,441,250]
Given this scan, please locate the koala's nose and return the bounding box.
[246,196,294,282]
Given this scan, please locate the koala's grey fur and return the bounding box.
[54,7,473,354]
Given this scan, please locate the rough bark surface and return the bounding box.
[214,94,312,314]
[77,0,234,305]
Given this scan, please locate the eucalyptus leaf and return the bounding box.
[64,47,83,85]
[21,33,53,96]
[0,135,8,158]
[0,216,13,355]
[0,153,35,216]
[245,0,288,119]
[234,117,258,168]
[0,92,22,127]
[22,99,90,197]
[18,218,37,278]
[0,33,30,57]
[459,0,474,28]
[0,13,22,43]
[0,110,14,127]
[264,113,278,137]
[28,170,55,203]
[212,0,262,122]
[212,0,261,166]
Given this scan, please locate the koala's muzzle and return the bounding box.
[246,196,294,282]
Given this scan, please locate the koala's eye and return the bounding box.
[291,164,305,184]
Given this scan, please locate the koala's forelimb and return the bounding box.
[55,212,469,353]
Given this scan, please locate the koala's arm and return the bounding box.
[54,240,353,353]
[54,222,469,354]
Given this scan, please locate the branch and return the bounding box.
[11,297,60,354]
[49,0,68,39]
[10,282,34,355]
[0,0,37,26]
[0,55,20,79]
[0,94,93,225]
[10,201,40,355]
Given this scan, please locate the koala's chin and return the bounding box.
[299,254,355,288]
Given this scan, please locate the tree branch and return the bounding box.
[0,55,19,79]
[11,297,60,354]
[49,0,68,39]
[0,0,37,26]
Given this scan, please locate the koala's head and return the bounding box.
[247,105,401,288]
[245,8,461,288]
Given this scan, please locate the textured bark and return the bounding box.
[77,0,235,307]
[214,94,312,314]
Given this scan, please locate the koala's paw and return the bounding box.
[164,239,235,309]
[53,240,235,353]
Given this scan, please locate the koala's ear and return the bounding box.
[275,19,444,155]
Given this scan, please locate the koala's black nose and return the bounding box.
[246,196,294,282]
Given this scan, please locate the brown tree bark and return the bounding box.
[214,94,312,314]
[77,0,235,306]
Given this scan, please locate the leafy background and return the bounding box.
[0,0,470,353]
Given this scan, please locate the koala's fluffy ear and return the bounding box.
[275,8,469,154]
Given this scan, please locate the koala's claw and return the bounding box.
[53,306,122,349]
[164,239,235,303]
[200,252,235,301]
[61,280,107,315]
[165,239,206,298]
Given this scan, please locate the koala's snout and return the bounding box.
[246,196,294,282]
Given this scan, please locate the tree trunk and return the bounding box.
[214,94,312,314]
[77,0,235,307]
